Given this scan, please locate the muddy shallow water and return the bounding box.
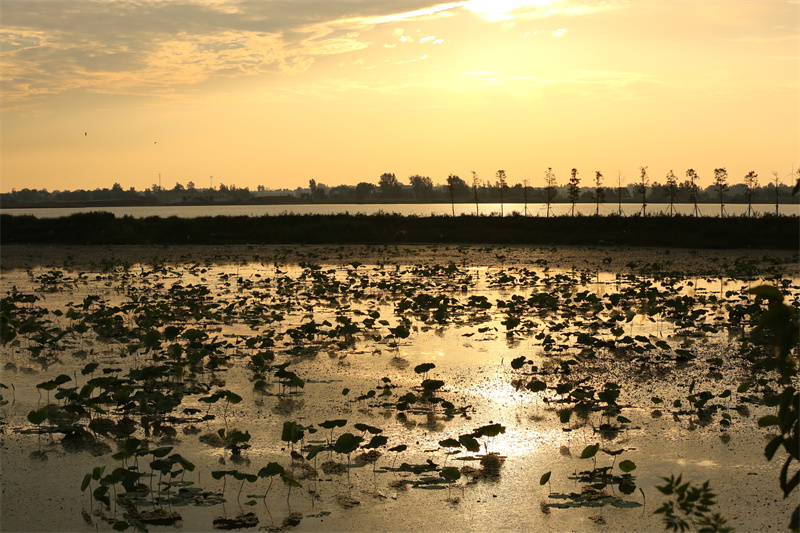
[1,244,798,532]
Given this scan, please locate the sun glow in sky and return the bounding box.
[1,0,797,193]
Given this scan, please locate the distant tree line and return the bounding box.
[0,180,257,206]
[2,168,798,212]
[290,170,800,211]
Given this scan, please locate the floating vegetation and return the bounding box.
[0,244,797,531]
[212,512,258,530]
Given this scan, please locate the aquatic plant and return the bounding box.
[469,423,506,454]
[439,466,461,499]
[212,469,258,500]
[580,443,600,471]
[438,438,462,465]
[539,471,552,495]
[36,373,71,404]
[280,421,305,451]
[319,419,347,445]
[256,462,285,500]
[217,428,251,456]
[388,444,407,469]
[361,434,388,471]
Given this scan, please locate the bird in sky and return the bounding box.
[84,132,87,136]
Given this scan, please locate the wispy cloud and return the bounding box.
[395,54,429,65]
[0,0,619,108]
[463,0,618,22]
[724,34,798,44]
[0,1,425,106]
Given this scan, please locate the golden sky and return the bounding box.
[1,0,798,193]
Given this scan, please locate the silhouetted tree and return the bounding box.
[13,188,41,203]
[447,175,469,199]
[685,169,700,216]
[111,183,124,199]
[713,167,728,217]
[326,184,352,201]
[795,168,800,195]
[636,166,649,216]
[665,170,678,216]
[446,174,461,216]
[496,170,507,216]
[409,175,433,200]
[544,167,557,217]
[187,181,196,192]
[522,179,529,215]
[309,179,318,202]
[567,168,580,216]
[743,171,758,217]
[773,171,781,216]
[592,171,604,215]
[379,173,400,199]
[355,182,376,202]
[472,171,480,215]
[310,179,328,202]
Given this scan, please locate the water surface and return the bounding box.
[3,202,797,218]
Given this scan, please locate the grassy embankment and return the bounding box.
[1,212,797,249]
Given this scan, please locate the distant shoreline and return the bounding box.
[2,198,798,210]
[0,196,308,209]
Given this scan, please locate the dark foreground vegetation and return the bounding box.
[1,212,797,249]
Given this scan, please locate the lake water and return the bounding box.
[1,202,797,218]
[1,245,797,532]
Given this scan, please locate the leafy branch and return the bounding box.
[654,475,731,533]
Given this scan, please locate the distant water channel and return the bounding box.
[2,203,798,218]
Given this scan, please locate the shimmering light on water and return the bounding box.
[3,203,798,218]
[1,246,797,532]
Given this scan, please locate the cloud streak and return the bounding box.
[1,1,412,105]
[1,0,617,107]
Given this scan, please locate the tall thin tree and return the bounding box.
[713,167,728,217]
[592,171,604,216]
[544,167,557,218]
[617,171,623,216]
[686,169,700,216]
[567,168,581,216]
[472,171,480,216]
[446,174,458,216]
[743,171,758,217]
[665,170,678,216]
[636,166,649,216]
[773,171,781,216]
[496,170,507,217]
[523,179,529,216]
